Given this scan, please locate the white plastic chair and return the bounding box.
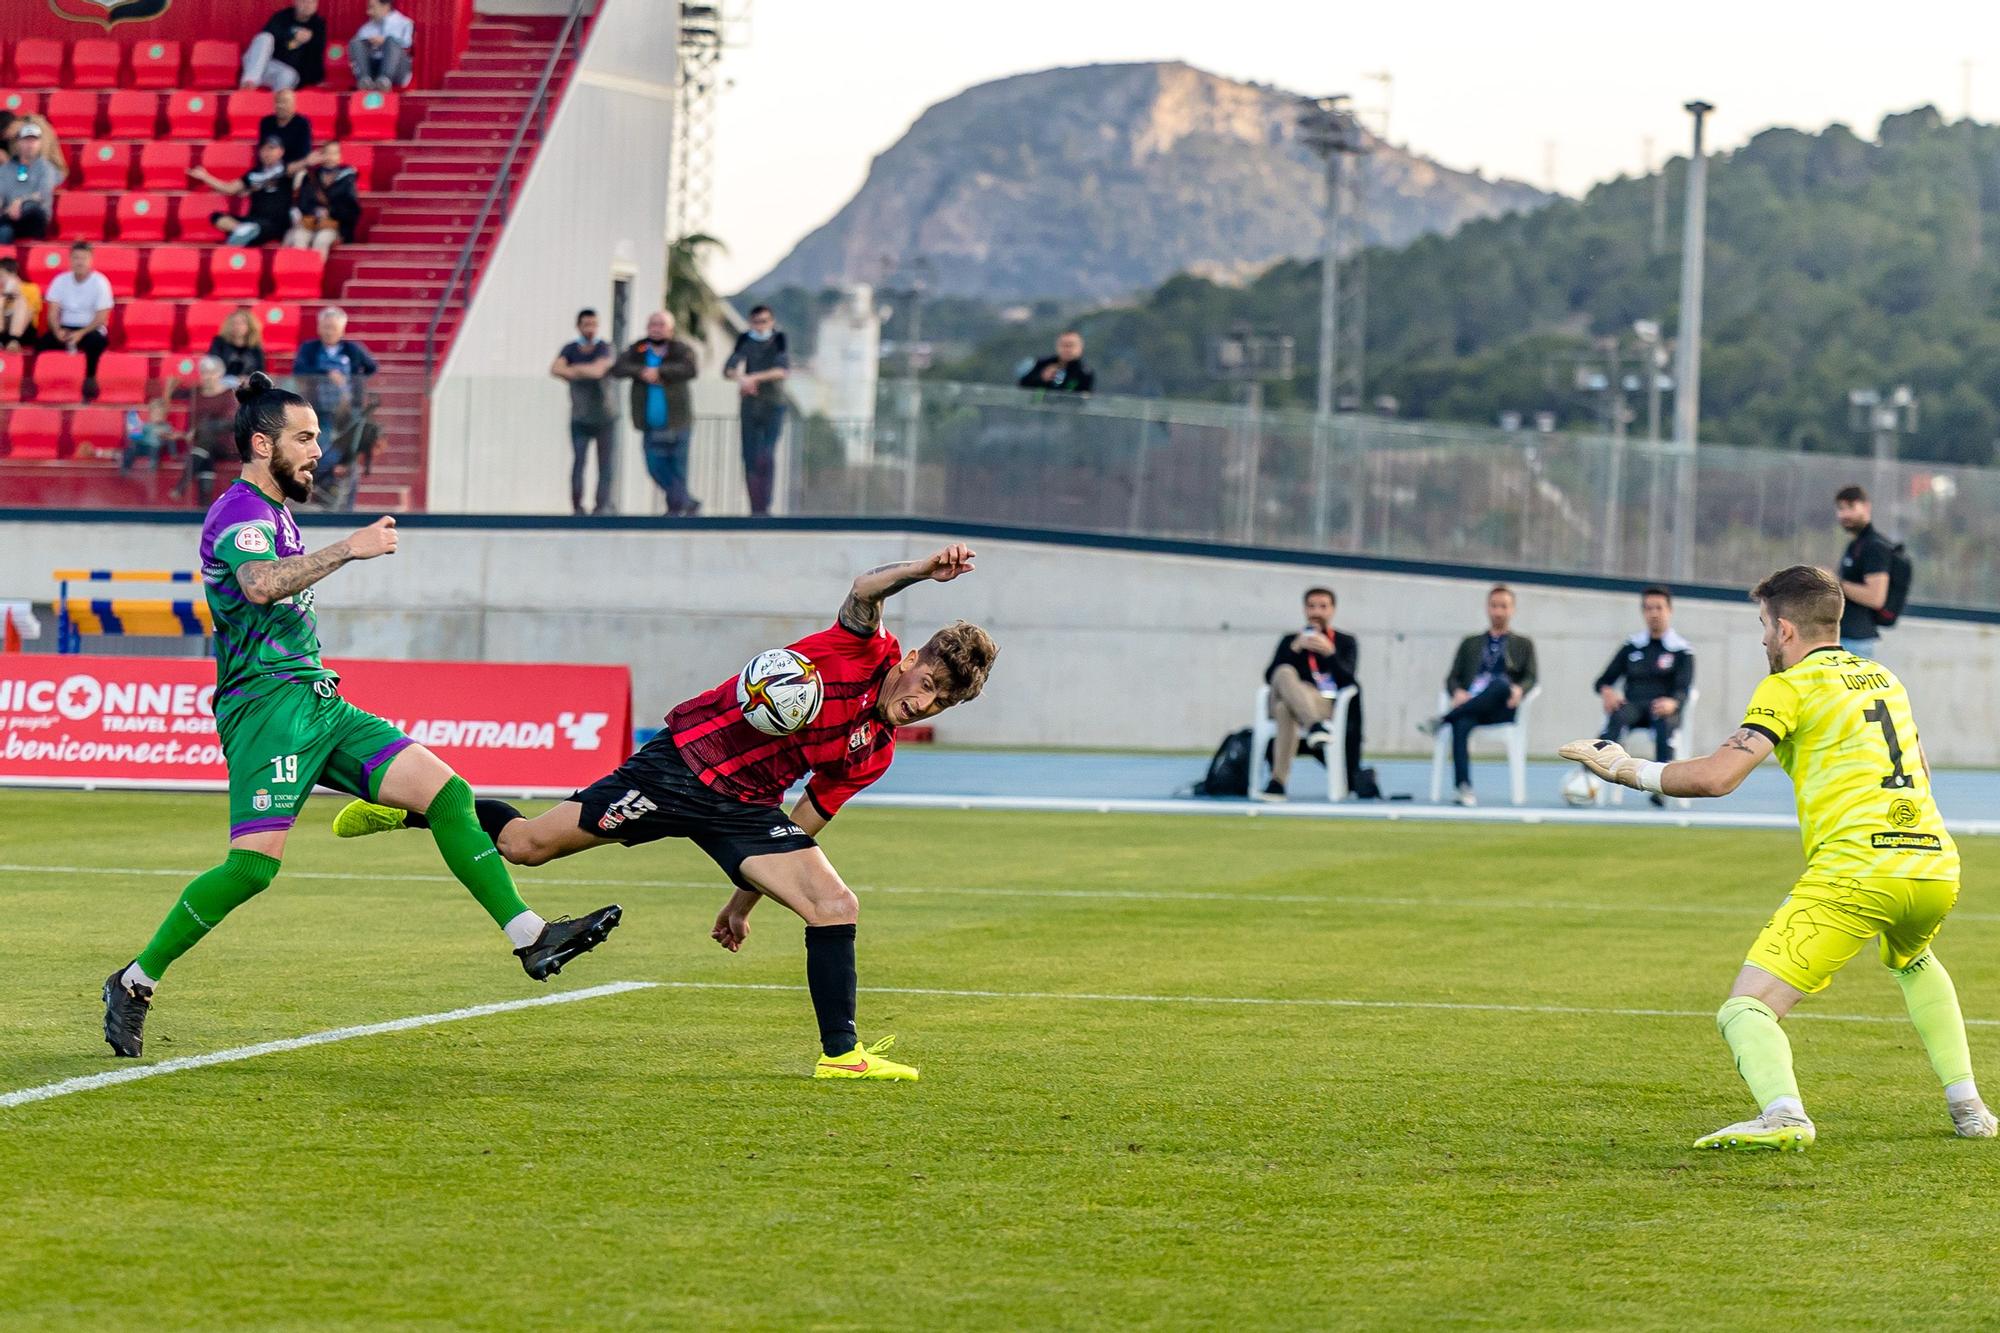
[1428,684,1542,806]
[1250,683,1360,801]
[1596,687,1699,810]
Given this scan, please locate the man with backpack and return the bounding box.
[1835,485,1912,659]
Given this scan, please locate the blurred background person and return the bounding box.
[723,304,790,516]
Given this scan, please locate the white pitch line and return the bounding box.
[1,980,658,1110]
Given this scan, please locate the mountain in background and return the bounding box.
[744,62,1551,302]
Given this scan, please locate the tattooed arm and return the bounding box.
[836,543,976,634]
[237,516,399,605]
[1660,725,1774,798]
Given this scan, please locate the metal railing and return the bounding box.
[421,0,591,381]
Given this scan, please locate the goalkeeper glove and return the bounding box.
[1558,738,1665,792]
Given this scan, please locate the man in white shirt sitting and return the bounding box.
[37,240,114,391]
[350,0,415,90]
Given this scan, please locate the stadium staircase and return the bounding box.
[0,16,580,511]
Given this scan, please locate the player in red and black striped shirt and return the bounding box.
[332,545,997,1081]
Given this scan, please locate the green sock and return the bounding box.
[1896,951,1975,1090]
[1716,995,1800,1111]
[424,776,531,930]
[135,849,282,978]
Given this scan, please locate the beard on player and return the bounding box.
[270,444,316,503]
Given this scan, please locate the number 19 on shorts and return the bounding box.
[270,754,299,784]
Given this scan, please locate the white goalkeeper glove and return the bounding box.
[1558,738,1665,793]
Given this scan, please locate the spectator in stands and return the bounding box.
[294,306,378,415]
[259,88,315,165]
[121,401,174,474]
[1590,585,1694,806]
[241,0,329,91]
[0,257,40,351]
[207,308,267,387]
[613,310,702,517]
[4,115,68,181]
[1835,484,1895,659]
[36,240,114,391]
[1418,585,1539,807]
[1018,330,1094,393]
[723,305,790,516]
[551,307,619,517]
[171,356,236,504]
[0,121,62,245]
[190,138,298,247]
[350,0,416,91]
[1257,586,1363,802]
[285,142,362,252]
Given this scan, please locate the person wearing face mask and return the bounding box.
[723,305,790,516]
[612,310,701,516]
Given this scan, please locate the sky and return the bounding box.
[709,0,2000,292]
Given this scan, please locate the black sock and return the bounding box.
[474,799,524,843]
[403,810,429,830]
[804,923,859,1057]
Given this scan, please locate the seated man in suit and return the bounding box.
[1418,585,1538,806]
[1257,586,1362,802]
[1590,584,1695,807]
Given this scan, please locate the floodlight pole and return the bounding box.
[1669,100,1712,582]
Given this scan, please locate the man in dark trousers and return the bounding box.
[1018,330,1094,393]
[1257,586,1361,801]
[723,304,790,516]
[1590,585,1695,806]
[1419,585,1538,806]
[550,307,618,516]
[1835,484,1894,659]
[612,310,701,516]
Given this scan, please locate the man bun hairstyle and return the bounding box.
[233,371,309,461]
[919,620,999,705]
[1751,564,1843,637]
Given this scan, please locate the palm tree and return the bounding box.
[666,232,727,340]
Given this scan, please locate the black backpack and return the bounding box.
[1192,728,1252,797]
[1877,539,1914,629]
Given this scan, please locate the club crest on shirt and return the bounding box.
[848,722,875,753]
[235,524,272,555]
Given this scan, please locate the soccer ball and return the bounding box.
[736,648,824,736]
[1560,767,1601,807]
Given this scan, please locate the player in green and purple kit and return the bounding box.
[102,373,622,1058]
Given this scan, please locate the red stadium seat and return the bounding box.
[70,40,122,89]
[88,245,142,296]
[53,192,112,242]
[172,192,230,242]
[30,353,87,403]
[267,250,325,299]
[4,406,63,459]
[118,300,178,352]
[116,194,171,242]
[161,351,203,385]
[322,43,354,91]
[70,407,127,456]
[206,248,264,299]
[77,141,135,189]
[188,39,237,90]
[44,90,100,140]
[343,91,399,140]
[165,90,221,140]
[92,353,149,403]
[12,40,63,87]
[181,300,240,353]
[0,91,41,120]
[23,245,70,285]
[129,39,184,90]
[0,352,23,402]
[293,90,338,130]
[224,91,274,140]
[199,141,254,180]
[253,303,302,355]
[137,141,193,191]
[342,142,376,188]
[143,245,202,298]
[105,91,161,139]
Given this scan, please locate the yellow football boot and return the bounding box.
[1693,1112,1815,1152]
[813,1035,919,1081]
[332,799,409,839]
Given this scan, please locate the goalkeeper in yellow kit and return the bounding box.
[1564,564,1994,1151]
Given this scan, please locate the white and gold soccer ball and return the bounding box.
[1559,767,1601,807]
[736,648,825,736]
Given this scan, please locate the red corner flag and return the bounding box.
[2,607,20,654]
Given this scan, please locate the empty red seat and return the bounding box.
[253,303,302,355]
[92,352,149,403]
[70,407,126,456]
[144,246,202,298]
[200,141,253,180]
[116,193,171,242]
[5,406,62,459]
[342,142,376,187]
[31,353,87,403]
[88,245,142,295]
[23,245,70,285]
[187,39,237,90]
[224,90,274,140]
[267,249,325,299]
[172,192,229,241]
[343,91,399,140]
[53,192,111,241]
[181,300,240,353]
[138,141,192,191]
[12,40,63,87]
[129,39,183,89]
[77,141,134,189]
[322,42,354,91]
[161,352,203,384]
[105,91,160,138]
[70,40,121,89]
[207,248,263,299]
[118,300,178,352]
[0,353,22,402]
[0,91,41,120]
[165,90,221,139]
[44,90,99,140]
[292,90,337,129]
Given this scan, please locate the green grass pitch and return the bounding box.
[5,790,2000,1329]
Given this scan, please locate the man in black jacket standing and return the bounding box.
[1257,586,1361,801]
[1590,585,1694,804]
[1018,330,1094,393]
[1835,484,1894,660]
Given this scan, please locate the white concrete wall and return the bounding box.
[9,520,2000,763]
[429,0,676,516]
